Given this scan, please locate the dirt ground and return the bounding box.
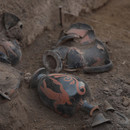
[0,0,130,130]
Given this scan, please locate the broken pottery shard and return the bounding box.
[0,63,22,103]
[115,111,130,128]
[3,12,20,30]
[104,100,115,112]
[92,113,111,127]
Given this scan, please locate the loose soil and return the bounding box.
[0,0,130,130]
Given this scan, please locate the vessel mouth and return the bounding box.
[81,100,99,116]
[43,50,63,73]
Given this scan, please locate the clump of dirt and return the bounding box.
[0,0,130,130]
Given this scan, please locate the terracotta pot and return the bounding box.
[0,40,22,65]
[30,68,98,117]
[43,23,112,73]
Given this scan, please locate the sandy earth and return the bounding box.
[0,0,109,46]
[0,0,130,130]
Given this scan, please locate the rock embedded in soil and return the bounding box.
[116,89,123,96]
[103,87,110,95]
[122,97,130,107]
[102,79,108,84]
[24,72,31,83]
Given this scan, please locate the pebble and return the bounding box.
[116,89,123,96]
[103,87,110,95]
[102,79,108,84]
[103,87,109,92]
[48,34,52,38]
[24,72,31,83]
[122,97,130,107]
[33,120,37,122]
[111,75,114,77]
[122,61,126,65]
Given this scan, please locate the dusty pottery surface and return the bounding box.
[43,23,112,73]
[0,12,22,65]
[30,70,95,117]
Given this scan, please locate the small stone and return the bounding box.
[111,75,114,77]
[122,61,126,65]
[122,100,129,107]
[122,97,130,107]
[33,120,37,122]
[116,124,121,128]
[96,75,100,79]
[24,72,31,83]
[116,89,123,96]
[102,79,108,84]
[48,34,52,38]
[103,87,109,92]
[103,87,110,95]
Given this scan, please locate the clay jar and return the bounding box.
[0,40,22,65]
[0,12,22,65]
[30,68,98,117]
[43,23,112,73]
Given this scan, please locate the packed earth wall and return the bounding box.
[0,0,108,45]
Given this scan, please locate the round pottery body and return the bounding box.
[37,73,89,117]
[43,23,112,73]
[0,40,22,65]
